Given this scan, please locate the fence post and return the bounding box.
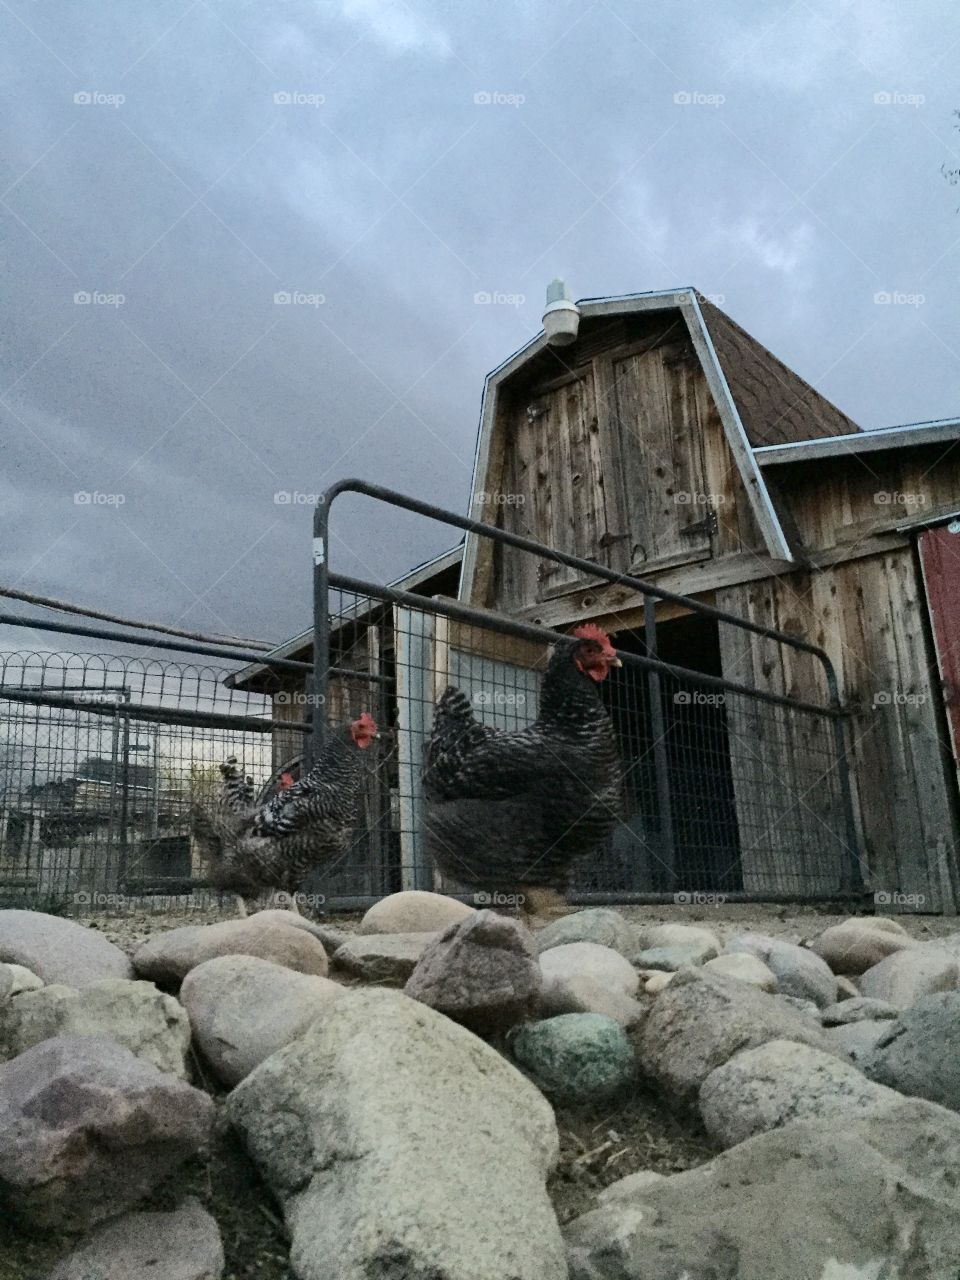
[820,656,865,895]
[310,495,332,769]
[644,597,676,891]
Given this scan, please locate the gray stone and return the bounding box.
[180,953,343,1086]
[227,987,565,1280]
[699,1038,897,1148]
[0,1034,213,1230]
[133,916,329,984]
[565,1098,960,1280]
[0,978,190,1077]
[47,1196,224,1280]
[859,944,959,1007]
[823,1019,890,1065]
[701,952,777,990]
[806,915,914,975]
[775,993,822,1020]
[535,908,637,958]
[631,941,716,971]
[862,991,960,1111]
[539,974,645,1029]
[359,890,474,935]
[638,967,835,1102]
[539,942,640,998]
[1,962,43,994]
[821,996,899,1026]
[634,923,720,958]
[245,908,349,953]
[724,932,836,1007]
[332,931,435,983]
[405,910,541,1035]
[597,1170,667,1205]
[511,1014,636,1104]
[0,909,134,988]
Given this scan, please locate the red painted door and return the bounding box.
[918,522,960,787]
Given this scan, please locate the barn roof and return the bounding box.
[754,416,960,466]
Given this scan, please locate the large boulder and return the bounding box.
[699,1038,897,1147]
[511,1013,635,1104]
[724,932,836,1007]
[405,910,541,1035]
[638,967,834,1102]
[536,908,637,958]
[47,1196,224,1280]
[0,910,133,988]
[862,991,960,1111]
[806,915,914,974]
[565,1098,960,1280]
[539,942,640,998]
[858,944,959,1007]
[226,988,565,1280]
[133,917,329,985]
[0,1034,213,1230]
[0,978,190,1077]
[359,890,474,935]
[332,932,435,983]
[180,954,343,1086]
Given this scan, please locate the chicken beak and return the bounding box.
[609,655,623,668]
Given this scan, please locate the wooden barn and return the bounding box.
[460,288,960,911]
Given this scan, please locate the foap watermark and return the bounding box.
[274,291,325,307]
[273,890,326,909]
[873,490,927,506]
[694,290,726,306]
[73,90,125,108]
[473,90,525,107]
[74,291,125,307]
[674,690,725,707]
[874,889,926,907]
[74,491,125,507]
[473,490,525,507]
[273,91,325,107]
[673,491,726,506]
[474,290,525,307]
[673,90,725,108]
[473,890,526,907]
[473,690,527,707]
[873,91,925,108]
[874,290,925,307]
[275,690,326,707]
[74,890,127,909]
[674,890,727,906]
[275,490,324,506]
[872,690,927,709]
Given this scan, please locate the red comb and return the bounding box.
[572,623,616,654]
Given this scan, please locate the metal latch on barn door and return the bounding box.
[680,510,719,538]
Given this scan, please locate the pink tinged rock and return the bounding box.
[132,916,329,984]
[806,916,914,975]
[359,890,475,935]
[0,1034,214,1230]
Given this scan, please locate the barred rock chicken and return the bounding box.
[423,625,623,919]
[193,712,378,913]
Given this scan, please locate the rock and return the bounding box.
[835,974,861,999]
[133,917,329,985]
[821,996,899,1026]
[227,988,565,1280]
[597,1170,666,1205]
[245,908,348,952]
[823,1019,890,1065]
[359,890,474,935]
[0,909,133,988]
[635,922,720,957]
[539,974,645,1029]
[702,953,777,991]
[632,941,716,971]
[539,942,640,998]
[643,972,673,995]
[405,910,541,1035]
[858,944,959,1007]
[511,1014,636,1104]
[536,908,637,958]
[0,978,190,1077]
[332,932,435,983]
[0,962,43,995]
[638,967,834,1102]
[47,1196,224,1280]
[0,1034,213,1230]
[180,954,343,1086]
[775,993,821,1020]
[564,1097,960,1280]
[725,932,836,1007]
[699,1038,897,1147]
[862,992,960,1111]
[806,915,914,975]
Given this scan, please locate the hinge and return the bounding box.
[680,510,718,538]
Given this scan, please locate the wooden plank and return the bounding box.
[756,422,960,466]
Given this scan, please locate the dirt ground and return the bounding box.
[3,901,955,1278]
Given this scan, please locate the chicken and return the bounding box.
[194,712,378,913]
[422,625,623,919]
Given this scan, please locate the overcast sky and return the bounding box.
[2,0,959,654]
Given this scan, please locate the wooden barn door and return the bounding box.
[918,522,960,794]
